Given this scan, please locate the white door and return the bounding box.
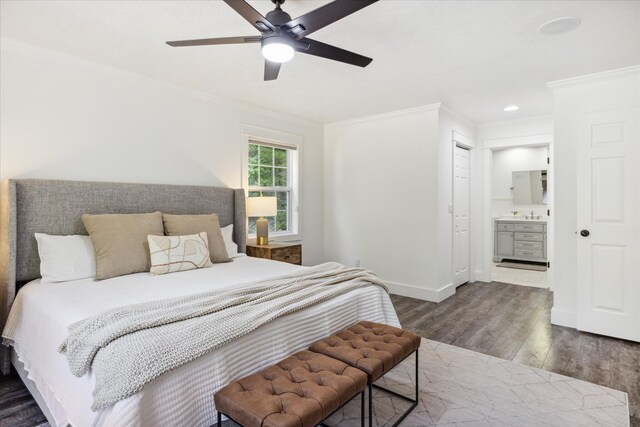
[577,107,640,342]
[453,146,470,287]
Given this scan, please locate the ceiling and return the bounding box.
[1,1,638,124]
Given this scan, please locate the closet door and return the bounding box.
[577,107,639,342]
[453,146,470,287]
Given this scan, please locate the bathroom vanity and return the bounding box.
[493,218,547,263]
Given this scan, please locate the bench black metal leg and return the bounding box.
[361,390,365,427]
[217,410,222,426]
[369,350,419,427]
[368,382,373,427]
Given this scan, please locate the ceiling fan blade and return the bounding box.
[283,0,379,39]
[295,38,372,68]
[223,0,276,33]
[166,36,261,47]
[264,60,281,81]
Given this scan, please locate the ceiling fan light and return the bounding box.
[261,36,295,63]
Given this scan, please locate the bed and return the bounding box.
[0,179,399,427]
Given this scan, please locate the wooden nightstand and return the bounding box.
[246,242,302,265]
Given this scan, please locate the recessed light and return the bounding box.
[504,105,519,112]
[538,17,581,35]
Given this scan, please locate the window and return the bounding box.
[246,140,298,236]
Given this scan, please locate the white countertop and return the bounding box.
[494,216,547,223]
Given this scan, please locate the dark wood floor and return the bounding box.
[1,281,638,426]
[0,370,47,427]
[392,281,640,426]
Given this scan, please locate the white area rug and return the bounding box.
[325,339,629,427]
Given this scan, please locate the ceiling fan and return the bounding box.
[166,0,379,81]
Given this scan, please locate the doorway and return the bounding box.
[482,139,554,290]
[453,145,470,287]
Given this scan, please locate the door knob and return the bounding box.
[580,229,590,237]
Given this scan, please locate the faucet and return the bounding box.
[529,210,534,219]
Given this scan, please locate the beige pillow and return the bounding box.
[162,214,230,263]
[82,212,164,280]
[148,232,213,275]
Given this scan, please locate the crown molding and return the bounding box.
[0,37,323,128]
[325,103,442,129]
[547,65,640,89]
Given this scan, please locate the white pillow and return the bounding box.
[35,233,96,283]
[221,224,239,258]
[148,232,213,275]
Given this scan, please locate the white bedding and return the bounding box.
[4,256,399,427]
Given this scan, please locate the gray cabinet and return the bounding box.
[494,220,547,263]
[496,232,514,258]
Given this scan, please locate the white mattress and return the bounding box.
[4,256,399,427]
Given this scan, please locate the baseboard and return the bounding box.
[550,307,577,328]
[385,280,456,303]
[474,270,490,283]
[437,282,457,301]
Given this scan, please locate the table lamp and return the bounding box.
[247,196,277,245]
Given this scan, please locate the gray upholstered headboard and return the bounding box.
[0,179,246,373]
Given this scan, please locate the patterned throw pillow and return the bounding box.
[148,232,213,275]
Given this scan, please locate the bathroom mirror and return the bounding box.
[512,170,547,205]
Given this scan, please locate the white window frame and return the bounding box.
[241,125,302,241]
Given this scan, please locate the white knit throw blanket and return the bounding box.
[58,262,388,410]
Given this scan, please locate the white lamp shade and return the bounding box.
[247,197,277,217]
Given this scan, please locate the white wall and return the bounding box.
[0,39,325,265]
[324,106,440,300]
[477,116,553,142]
[324,104,476,302]
[549,67,640,328]
[491,146,548,218]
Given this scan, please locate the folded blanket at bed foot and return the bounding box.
[57,262,388,410]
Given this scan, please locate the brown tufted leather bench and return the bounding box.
[215,350,367,427]
[309,321,421,427]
